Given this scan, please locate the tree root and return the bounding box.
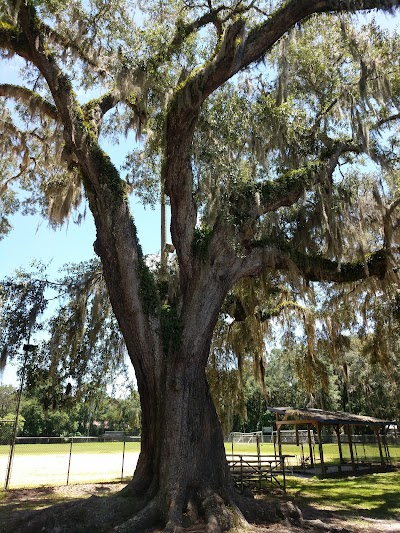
[116,486,251,533]
[114,495,162,532]
[235,492,303,527]
[201,490,247,533]
[8,483,303,533]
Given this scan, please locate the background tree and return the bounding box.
[0,384,16,417]
[0,385,24,443]
[2,1,400,532]
[17,386,141,437]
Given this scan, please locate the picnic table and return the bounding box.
[227,454,294,492]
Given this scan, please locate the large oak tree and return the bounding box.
[2,1,400,531]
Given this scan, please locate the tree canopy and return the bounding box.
[2,1,400,532]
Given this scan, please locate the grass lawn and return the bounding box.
[0,441,141,456]
[285,470,400,519]
[1,440,398,463]
[0,441,399,529]
[1,439,398,463]
[0,439,399,493]
[226,442,400,521]
[0,472,399,532]
[0,441,142,488]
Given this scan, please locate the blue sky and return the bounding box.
[0,197,162,278]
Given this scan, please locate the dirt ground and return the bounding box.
[0,482,399,533]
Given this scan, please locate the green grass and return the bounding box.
[1,440,399,465]
[286,471,400,519]
[0,441,141,456]
[227,441,400,520]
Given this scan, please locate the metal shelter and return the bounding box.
[268,406,395,477]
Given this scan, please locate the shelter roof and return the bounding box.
[268,406,394,427]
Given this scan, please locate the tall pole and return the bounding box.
[161,186,167,276]
[4,343,37,490]
[316,423,326,477]
[346,424,357,472]
[307,424,314,466]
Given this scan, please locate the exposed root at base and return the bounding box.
[8,484,303,533]
[115,486,298,533]
[236,495,303,527]
[201,490,248,533]
[114,495,162,532]
[114,487,249,533]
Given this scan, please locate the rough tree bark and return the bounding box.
[2,1,400,531]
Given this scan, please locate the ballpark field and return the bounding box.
[1,441,399,489]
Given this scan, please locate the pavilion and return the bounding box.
[268,406,395,477]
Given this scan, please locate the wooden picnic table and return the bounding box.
[227,454,295,492]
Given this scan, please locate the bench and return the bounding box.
[227,454,294,492]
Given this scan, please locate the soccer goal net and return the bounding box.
[229,431,264,444]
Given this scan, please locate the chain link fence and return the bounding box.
[0,420,14,445]
[1,435,141,489]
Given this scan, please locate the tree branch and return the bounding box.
[1,164,31,195]
[237,245,393,285]
[163,19,247,279]
[183,0,400,111]
[0,21,32,61]
[227,141,362,249]
[239,0,400,75]
[98,7,234,140]
[159,7,227,61]
[0,84,58,120]
[372,113,400,130]
[235,246,295,280]
[40,21,108,75]
[8,3,161,373]
[297,248,392,282]
[80,92,122,133]
[163,0,398,273]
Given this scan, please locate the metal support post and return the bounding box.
[4,343,37,490]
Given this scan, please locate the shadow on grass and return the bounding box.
[0,487,84,533]
[0,484,124,533]
[285,470,400,520]
[0,482,127,526]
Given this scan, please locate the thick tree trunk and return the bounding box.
[118,329,244,532]
[115,351,301,533]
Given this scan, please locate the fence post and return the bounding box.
[121,438,126,481]
[282,456,286,493]
[4,344,36,490]
[240,456,243,493]
[67,437,73,485]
